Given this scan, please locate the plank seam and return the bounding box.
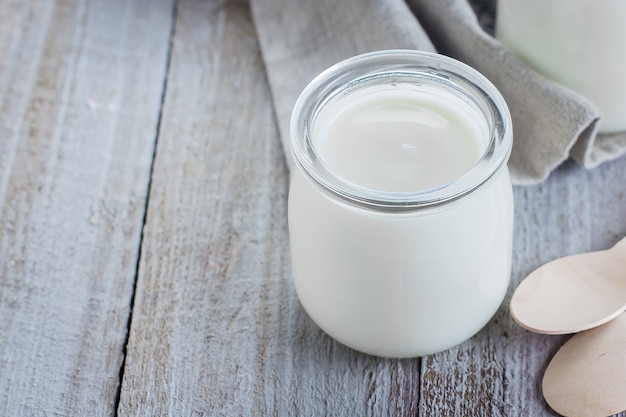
[112,0,180,414]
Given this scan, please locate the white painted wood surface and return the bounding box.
[1,0,626,416]
[0,0,174,415]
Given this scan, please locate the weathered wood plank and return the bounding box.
[0,0,174,414]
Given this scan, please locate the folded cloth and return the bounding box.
[251,0,626,184]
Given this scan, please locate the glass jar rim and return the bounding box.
[289,50,513,211]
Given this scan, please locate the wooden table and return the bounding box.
[1,1,625,415]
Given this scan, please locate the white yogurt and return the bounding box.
[496,0,626,133]
[314,86,486,191]
[289,51,514,357]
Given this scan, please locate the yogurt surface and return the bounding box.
[313,85,487,192]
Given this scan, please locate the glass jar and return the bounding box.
[496,0,626,133]
[288,50,514,358]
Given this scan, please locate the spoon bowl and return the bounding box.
[543,312,626,417]
[510,238,626,335]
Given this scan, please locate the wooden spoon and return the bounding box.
[510,238,626,335]
[542,312,626,417]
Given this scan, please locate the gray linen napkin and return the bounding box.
[251,0,626,185]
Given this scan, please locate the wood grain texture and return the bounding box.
[0,0,174,414]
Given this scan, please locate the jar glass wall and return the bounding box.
[288,50,514,357]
